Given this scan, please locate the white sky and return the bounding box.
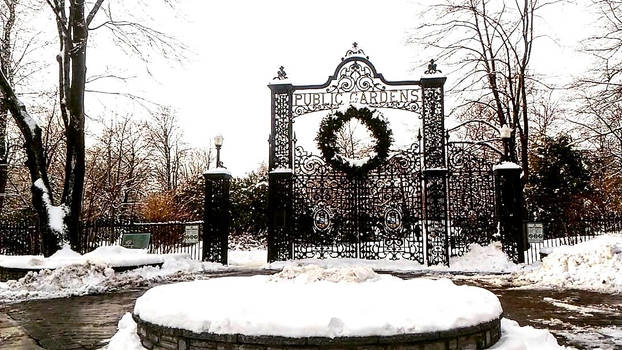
[25,0,599,176]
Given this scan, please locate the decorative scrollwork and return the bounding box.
[447,142,497,257]
[291,141,424,262]
[327,60,385,94]
[342,42,369,60]
[424,59,442,74]
[422,86,445,168]
[272,92,292,169]
[274,66,288,80]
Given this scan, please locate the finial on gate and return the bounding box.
[273,66,288,80]
[425,59,442,74]
[343,41,369,60]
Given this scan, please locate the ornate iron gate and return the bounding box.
[267,44,449,264]
[292,143,424,262]
[447,142,499,257]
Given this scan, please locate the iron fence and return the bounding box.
[0,220,40,256]
[0,219,204,260]
[523,215,622,264]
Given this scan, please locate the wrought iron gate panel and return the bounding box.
[447,142,498,257]
[292,144,424,262]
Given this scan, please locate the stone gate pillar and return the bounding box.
[494,163,525,263]
[203,170,231,264]
[421,75,449,266]
[267,69,294,262]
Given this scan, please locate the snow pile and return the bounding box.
[134,271,502,337]
[0,244,178,269]
[107,313,143,350]
[489,319,566,349]
[515,234,622,293]
[228,248,267,267]
[271,264,379,283]
[107,316,565,350]
[448,242,519,273]
[0,255,226,303]
[269,242,519,273]
[1,263,115,300]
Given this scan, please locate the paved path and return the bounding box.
[1,271,621,349]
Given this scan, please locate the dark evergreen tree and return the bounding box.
[525,136,592,237]
[229,166,268,239]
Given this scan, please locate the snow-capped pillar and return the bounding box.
[203,169,232,265]
[267,76,294,262]
[420,76,450,266]
[494,163,525,264]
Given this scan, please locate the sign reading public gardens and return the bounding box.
[293,88,419,114]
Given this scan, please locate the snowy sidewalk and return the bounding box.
[1,271,620,350]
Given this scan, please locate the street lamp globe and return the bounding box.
[214,134,224,147]
[499,125,512,139]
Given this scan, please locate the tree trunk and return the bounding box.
[0,69,60,256]
[0,0,16,214]
[61,1,88,251]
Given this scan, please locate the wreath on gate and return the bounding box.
[316,106,392,177]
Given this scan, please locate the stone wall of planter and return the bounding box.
[133,314,502,350]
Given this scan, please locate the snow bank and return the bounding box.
[489,319,566,349]
[515,234,622,293]
[269,242,519,273]
[0,255,226,303]
[0,245,179,269]
[134,268,502,337]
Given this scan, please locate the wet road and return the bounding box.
[1,271,621,349]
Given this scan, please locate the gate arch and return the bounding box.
[267,43,450,265]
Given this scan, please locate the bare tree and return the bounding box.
[144,106,187,193]
[413,0,556,181]
[0,0,48,213]
[571,0,622,180]
[83,116,150,220]
[0,0,184,255]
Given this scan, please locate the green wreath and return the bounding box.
[316,106,392,177]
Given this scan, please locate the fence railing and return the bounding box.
[0,219,204,261]
[523,215,622,264]
[1,215,620,265]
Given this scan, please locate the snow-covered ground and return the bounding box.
[0,254,227,303]
[0,245,179,269]
[513,234,622,294]
[2,234,620,304]
[270,241,521,273]
[134,266,502,337]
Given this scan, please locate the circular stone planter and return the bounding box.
[133,314,501,350]
[133,271,504,350]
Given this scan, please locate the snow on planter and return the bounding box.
[133,265,503,337]
[515,234,622,294]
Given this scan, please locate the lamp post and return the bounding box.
[214,134,224,168]
[499,125,512,162]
